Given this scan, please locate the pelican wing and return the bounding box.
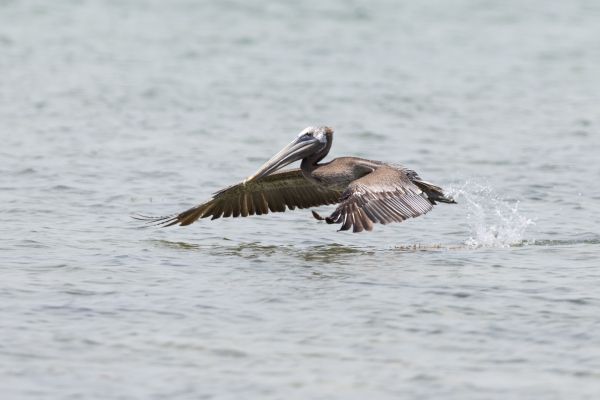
[325,165,436,233]
[136,169,342,227]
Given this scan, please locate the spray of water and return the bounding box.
[449,181,534,248]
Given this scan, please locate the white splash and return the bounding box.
[449,182,534,248]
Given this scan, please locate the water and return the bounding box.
[1,0,600,398]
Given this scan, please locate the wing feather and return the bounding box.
[329,165,436,232]
[137,169,342,227]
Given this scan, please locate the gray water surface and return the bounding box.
[1,1,600,399]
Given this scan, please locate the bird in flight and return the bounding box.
[136,126,455,233]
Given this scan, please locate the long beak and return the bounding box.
[245,136,321,182]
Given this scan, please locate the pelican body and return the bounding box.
[138,127,455,233]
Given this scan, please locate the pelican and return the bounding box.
[137,126,455,232]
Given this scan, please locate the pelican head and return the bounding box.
[245,126,333,182]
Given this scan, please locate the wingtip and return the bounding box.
[311,210,326,220]
[131,213,179,227]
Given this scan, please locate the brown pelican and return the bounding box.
[137,126,455,232]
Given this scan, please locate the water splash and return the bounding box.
[449,182,534,248]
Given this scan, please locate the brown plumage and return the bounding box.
[135,126,455,233]
[137,169,341,227]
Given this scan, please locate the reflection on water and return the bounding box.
[153,240,374,264]
[152,240,203,251]
[153,232,600,267]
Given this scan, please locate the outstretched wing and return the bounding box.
[325,165,436,233]
[135,169,342,227]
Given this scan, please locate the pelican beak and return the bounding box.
[245,135,321,182]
